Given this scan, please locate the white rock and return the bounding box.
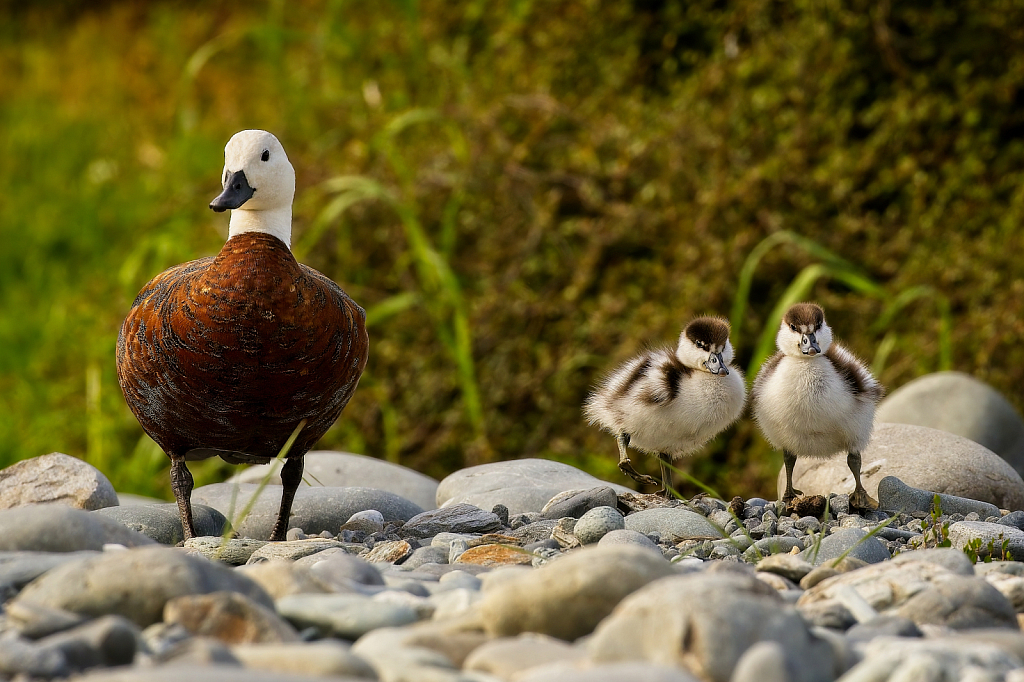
[0,453,117,511]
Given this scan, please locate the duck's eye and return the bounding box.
[815,323,821,331]
[261,150,270,162]
[696,341,704,350]
[789,324,797,332]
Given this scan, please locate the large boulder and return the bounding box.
[877,372,1024,477]
[234,451,439,511]
[0,506,155,552]
[436,459,631,516]
[0,453,117,511]
[776,423,1024,510]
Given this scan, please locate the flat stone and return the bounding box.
[0,635,69,678]
[164,591,299,644]
[983,572,1024,611]
[463,633,588,678]
[0,453,118,511]
[878,475,1001,518]
[363,539,413,563]
[597,529,660,553]
[75,663,370,681]
[276,593,421,639]
[0,551,100,594]
[403,545,449,569]
[588,572,835,682]
[509,520,559,545]
[245,538,345,564]
[890,547,975,576]
[298,550,385,589]
[234,560,331,600]
[574,506,625,545]
[517,661,701,682]
[235,450,440,510]
[191,483,423,538]
[401,503,504,539]
[841,635,1021,680]
[455,544,532,567]
[756,554,815,582]
[540,486,619,520]
[11,546,273,627]
[0,506,156,552]
[799,527,890,566]
[230,641,377,679]
[95,504,226,545]
[623,508,722,541]
[34,615,139,672]
[949,520,1024,557]
[478,545,674,640]
[798,558,1018,630]
[4,601,88,639]
[436,459,630,516]
[845,614,923,642]
[744,536,805,561]
[155,637,240,666]
[777,423,1024,510]
[999,510,1024,531]
[877,371,1024,477]
[340,509,384,534]
[352,621,489,679]
[184,537,268,565]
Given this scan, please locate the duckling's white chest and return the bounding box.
[754,356,872,457]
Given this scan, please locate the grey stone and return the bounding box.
[799,527,890,566]
[11,546,273,627]
[351,621,489,679]
[233,560,331,600]
[235,450,440,510]
[401,503,503,539]
[363,539,413,564]
[94,503,226,545]
[156,637,240,666]
[796,600,856,630]
[799,558,1018,630]
[999,510,1024,531]
[230,641,377,679]
[842,636,1021,681]
[743,536,804,561]
[404,545,449,569]
[540,486,618,520]
[982,572,1024,611]
[517,661,701,682]
[244,538,346,564]
[437,569,482,591]
[463,633,585,678]
[191,483,423,538]
[75,663,372,681]
[597,529,660,553]
[341,509,385,534]
[0,506,156,552]
[34,615,139,672]
[891,547,976,576]
[0,551,100,593]
[276,593,420,639]
[574,506,625,545]
[449,539,470,563]
[435,458,630,516]
[477,545,674,640]
[0,452,118,511]
[623,508,723,542]
[729,641,799,682]
[0,635,69,678]
[184,537,268,565]
[431,532,481,549]
[845,614,922,642]
[877,371,1024,477]
[164,591,299,644]
[756,554,815,582]
[4,601,88,639]
[300,550,386,588]
[589,572,836,682]
[509,520,560,545]
[878,476,1001,518]
[777,423,1024,510]
[949,520,1024,555]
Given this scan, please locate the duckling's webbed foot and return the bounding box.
[847,451,879,511]
[616,433,660,487]
[782,450,803,503]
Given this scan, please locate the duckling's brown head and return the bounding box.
[679,316,733,375]
[778,302,833,357]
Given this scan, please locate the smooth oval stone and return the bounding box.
[164,592,299,644]
[234,451,440,510]
[10,546,273,627]
[597,529,659,553]
[183,537,268,566]
[623,508,723,542]
[877,371,1024,477]
[276,593,420,639]
[401,503,503,539]
[300,550,385,587]
[191,484,423,538]
[340,509,384,534]
[799,527,890,566]
[34,615,140,672]
[0,453,118,511]
[230,641,377,679]
[94,504,226,545]
[574,506,625,545]
[0,551,101,592]
[403,545,449,569]
[777,423,1024,510]
[877,476,1001,518]
[0,507,156,552]
[436,459,630,516]
[540,487,619,520]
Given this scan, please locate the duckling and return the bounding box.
[584,317,746,495]
[751,302,884,510]
[116,130,368,541]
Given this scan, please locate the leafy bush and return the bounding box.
[1,0,1022,498]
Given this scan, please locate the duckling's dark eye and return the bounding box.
[261,150,270,162]
[790,324,797,332]
[696,341,705,349]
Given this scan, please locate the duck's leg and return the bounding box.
[170,455,197,541]
[847,451,879,511]
[657,453,674,498]
[782,449,803,503]
[270,456,304,542]
[616,433,660,487]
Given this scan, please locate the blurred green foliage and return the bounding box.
[1,0,1022,500]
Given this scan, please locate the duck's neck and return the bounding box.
[228,207,292,249]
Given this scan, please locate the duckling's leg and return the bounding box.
[657,453,674,498]
[270,456,304,542]
[616,433,660,488]
[782,450,803,503]
[847,451,879,511]
[170,455,197,541]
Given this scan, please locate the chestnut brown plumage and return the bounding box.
[116,130,368,541]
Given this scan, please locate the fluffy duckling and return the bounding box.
[584,317,746,495]
[751,302,884,510]
[116,130,368,541]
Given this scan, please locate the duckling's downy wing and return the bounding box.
[825,344,884,403]
[751,351,784,402]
